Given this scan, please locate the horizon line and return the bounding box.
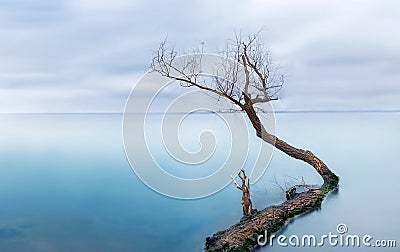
[1,109,400,115]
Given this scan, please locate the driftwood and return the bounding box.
[205,177,338,251]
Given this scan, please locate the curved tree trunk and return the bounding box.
[242,102,338,183]
[203,102,340,251]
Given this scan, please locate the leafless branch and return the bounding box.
[230,174,242,190]
[151,31,284,112]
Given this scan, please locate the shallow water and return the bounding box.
[0,113,398,251]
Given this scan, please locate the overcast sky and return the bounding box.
[1,0,399,113]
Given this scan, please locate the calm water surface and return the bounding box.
[0,113,398,251]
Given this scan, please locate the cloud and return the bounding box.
[0,0,399,112]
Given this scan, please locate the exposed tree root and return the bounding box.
[205,177,338,251]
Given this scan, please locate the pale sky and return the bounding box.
[1,0,399,113]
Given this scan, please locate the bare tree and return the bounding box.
[151,31,338,216]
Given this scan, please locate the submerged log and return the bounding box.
[205,178,338,251]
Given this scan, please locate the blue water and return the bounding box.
[0,113,399,251]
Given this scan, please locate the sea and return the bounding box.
[0,112,399,251]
